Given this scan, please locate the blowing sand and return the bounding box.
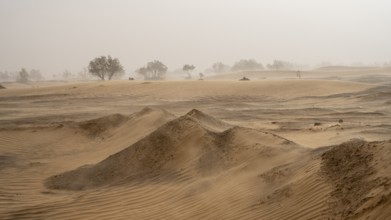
[1,70,391,219]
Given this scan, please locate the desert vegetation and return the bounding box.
[135,60,168,80]
[231,59,264,72]
[88,55,124,80]
[182,64,196,79]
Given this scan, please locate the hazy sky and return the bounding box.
[0,0,390,75]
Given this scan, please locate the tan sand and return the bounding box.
[1,69,391,219]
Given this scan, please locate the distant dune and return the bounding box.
[315,65,379,71]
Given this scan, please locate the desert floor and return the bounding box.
[1,68,391,219]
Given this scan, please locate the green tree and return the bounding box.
[147,60,167,80]
[17,68,29,83]
[211,62,229,73]
[29,69,44,81]
[267,60,293,70]
[0,71,10,82]
[182,64,195,79]
[88,55,124,80]
[136,60,168,80]
[107,56,125,80]
[78,67,90,80]
[135,67,148,79]
[62,70,72,79]
[231,59,263,72]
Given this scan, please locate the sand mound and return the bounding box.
[321,139,391,219]
[73,107,175,137]
[46,109,300,190]
[130,107,176,126]
[185,109,232,131]
[0,84,5,89]
[77,113,129,136]
[136,106,167,116]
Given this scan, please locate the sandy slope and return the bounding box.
[1,74,391,219]
[45,109,300,190]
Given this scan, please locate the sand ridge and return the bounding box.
[45,109,301,190]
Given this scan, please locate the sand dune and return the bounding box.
[321,139,391,219]
[1,77,391,219]
[2,109,391,219]
[46,109,300,190]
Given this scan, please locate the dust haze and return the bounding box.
[0,0,390,76]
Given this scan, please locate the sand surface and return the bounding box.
[1,68,391,219]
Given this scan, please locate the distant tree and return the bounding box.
[315,61,332,68]
[62,70,72,79]
[136,60,167,80]
[199,72,204,80]
[17,68,29,83]
[107,56,125,79]
[231,59,263,72]
[135,67,149,79]
[267,60,293,70]
[88,56,107,80]
[211,62,229,73]
[29,69,44,81]
[88,55,124,80]
[183,64,195,79]
[78,67,90,80]
[383,61,391,67]
[296,70,302,79]
[147,60,167,80]
[0,71,10,82]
